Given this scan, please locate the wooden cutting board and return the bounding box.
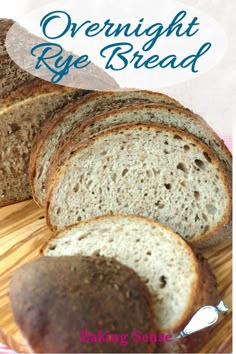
[0,199,232,353]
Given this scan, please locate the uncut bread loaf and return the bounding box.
[10,255,156,353]
[46,123,231,247]
[43,215,220,353]
[47,104,232,199]
[30,90,183,207]
[0,79,90,207]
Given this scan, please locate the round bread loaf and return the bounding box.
[9,255,156,353]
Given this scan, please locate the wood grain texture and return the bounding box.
[0,200,232,353]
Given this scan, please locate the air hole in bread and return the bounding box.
[195,214,200,222]
[160,276,167,288]
[184,145,190,152]
[203,152,212,163]
[177,163,188,173]
[146,251,152,256]
[164,141,169,145]
[181,181,186,187]
[194,191,200,200]
[164,150,169,155]
[109,239,114,243]
[38,166,43,179]
[48,244,56,251]
[77,216,82,221]
[195,159,206,170]
[100,150,107,156]
[122,169,128,177]
[202,213,208,221]
[164,184,171,190]
[73,184,79,193]
[112,174,117,182]
[152,168,160,176]
[174,135,182,140]
[8,123,21,134]
[144,193,148,197]
[204,225,210,232]
[136,239,140,243]
[56,208,61,215]
[206,204,217,215]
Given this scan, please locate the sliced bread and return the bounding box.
[46,123,231,247]
[43,215,219,339]
[46,104,232,198]
[30,90,183,207]
[10,255,156,353]
[0,80,90,207]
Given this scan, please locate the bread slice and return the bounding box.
[46,123,231,247]
[10,254,156,353]
[0,80,90,207]
[30,90,183,207]
[43,215,219,338]
[47,104,232,200]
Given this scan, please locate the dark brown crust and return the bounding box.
[10,255,156,353]
[42,214,220,351]
[46,123,232,248]
[30,90,184,206]
[46,103,232,200]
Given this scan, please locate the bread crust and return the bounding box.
[46,123,232,247]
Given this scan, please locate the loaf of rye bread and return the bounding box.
[30,90,183,207]
[43,215,220,352]
[46,104,232,204]
[46,123,231,247]
[10,255,156,353]
[0,79,90,207]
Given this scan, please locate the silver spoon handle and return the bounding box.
[176,301,228,339]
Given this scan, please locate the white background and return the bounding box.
[0,0,235,135]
